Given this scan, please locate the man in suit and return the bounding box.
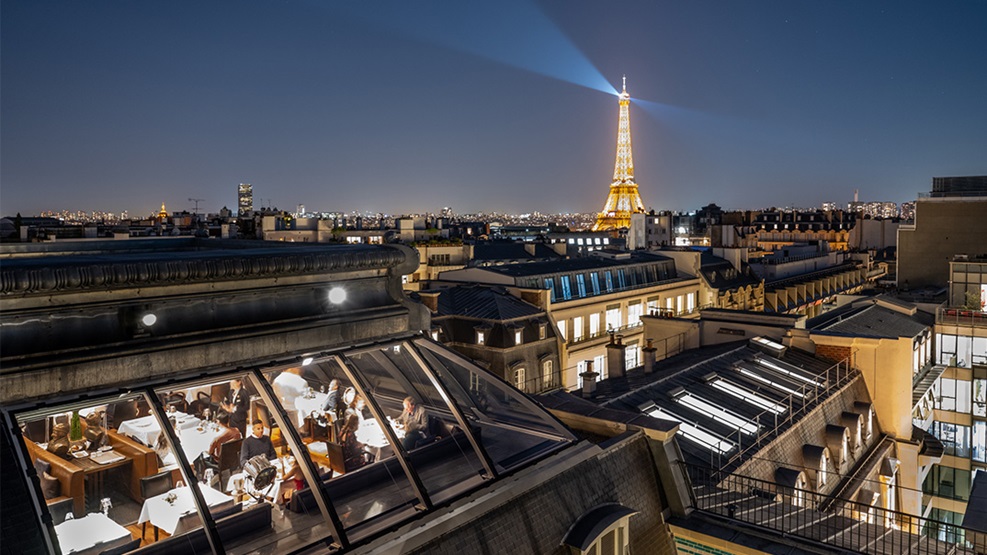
[221,378,249,435]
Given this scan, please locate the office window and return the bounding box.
[576,274,587,298]
[938,378,971,413]
[589,313,600,336]
[974,379,986,417]
[573,317,584,341]
[933,422,971,458]
[560,276,572,300]
[974,421,986,463]
[606,304,621,330]
[628,301,642,326]
[544,278,556,302]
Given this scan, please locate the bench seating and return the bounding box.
[25,440,85,518]
[107,430,159,502]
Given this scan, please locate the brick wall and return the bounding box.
[409,433,676,555]
[814,343,852,364]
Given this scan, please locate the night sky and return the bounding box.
[3,0,985,217]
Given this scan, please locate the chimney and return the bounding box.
[607,335,627,378]
[418,291,440,313]
[580,360,599,396]
[642,338,657,374]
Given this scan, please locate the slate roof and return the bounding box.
[471,242,562,262]
[571,340,838,470]
[699,252,762,291]
[424,285,543,321]
[810,304,929,339]
[477,251,674,278]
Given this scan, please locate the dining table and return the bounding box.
[137,484,235,536]
[293,390,330,428]
[54,512,132,555]
[118,412,198,448]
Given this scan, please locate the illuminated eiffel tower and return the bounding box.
[592,76,646,231]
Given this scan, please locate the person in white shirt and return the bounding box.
[272,367,307,427]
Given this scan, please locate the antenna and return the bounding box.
[188,198,205,214]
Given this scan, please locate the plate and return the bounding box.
[71,450,89,459]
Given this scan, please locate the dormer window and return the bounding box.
[515,329,523,345]
[538,323,547,340]
[476,330,486,345]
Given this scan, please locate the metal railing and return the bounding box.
[937,307,987,328]
[567,321,643,346]
[517,374,562,395]
[685,462,985,555]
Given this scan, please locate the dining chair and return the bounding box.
[139,470,174,540]
[47,498,74,525]
[217,437,243,489]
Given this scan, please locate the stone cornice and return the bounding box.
[1,243,412,296]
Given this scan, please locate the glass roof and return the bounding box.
[12,336,575,554]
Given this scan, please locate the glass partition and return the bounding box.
[414,338,575,473]
[16,393,208,554]
[346,342,488,504]
[154,374,335,554]
[262,359,420,536]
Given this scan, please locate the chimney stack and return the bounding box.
[580,360,599,396]
[642,338,657,374]
[418,291,440,313]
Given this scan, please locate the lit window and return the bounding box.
[589,313,600,335]
[647,407,734,454]
[710,379,786,414]
[627,301,643,326]
[477,331,485,345]
[558,320,567,341]
[515,329,523,345]
[573,317,584,341]
[542,360,553,386]
[606,305,621,330]
[514,367,525,391]
[676,393,759,435]
[538,324,547,340]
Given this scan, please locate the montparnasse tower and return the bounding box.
[592,76,646,231]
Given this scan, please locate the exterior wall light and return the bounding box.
[140,313,157,327]
[302,357,314,366]
[328,287,347,305]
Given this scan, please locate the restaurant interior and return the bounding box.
[15,338,574,554]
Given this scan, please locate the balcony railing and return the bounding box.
[937,307,987,327]
[684,462,984,555]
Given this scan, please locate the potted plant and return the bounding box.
[68,411,85,452]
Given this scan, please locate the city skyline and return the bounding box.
[3,0,986,217]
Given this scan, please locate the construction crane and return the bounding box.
[188,198,205,214]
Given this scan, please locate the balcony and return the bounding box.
[937,307,987,328]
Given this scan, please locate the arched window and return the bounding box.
[514,367,526,392]
[542,359,553,388]
[562,504,637,555]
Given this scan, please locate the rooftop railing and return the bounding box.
[937,307,987,327]
[684,461,984,555]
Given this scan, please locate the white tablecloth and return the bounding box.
[54,512,131,555]
[138,485,234,536]
[294,392,330,427]
[183,385,214,404]
[118,413,197,447]
[175,425,224,460]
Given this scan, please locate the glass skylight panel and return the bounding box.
[646,408,734,454]
[710,379,786,414]
[755,357,823,386]
[735,365,805,398]
[752,337,785,351]
[676,394,759,435]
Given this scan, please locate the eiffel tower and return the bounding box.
[592,76,646,231]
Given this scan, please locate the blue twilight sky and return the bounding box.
[2,0,986,217]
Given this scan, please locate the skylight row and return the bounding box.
[647,408,734,454]
[710,379,787,415]
[734,365,806,398]
[676,394,759,435]
[754,357,824,386]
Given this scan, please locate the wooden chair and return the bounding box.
[217,437,243,489]
[139,471,173,541]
